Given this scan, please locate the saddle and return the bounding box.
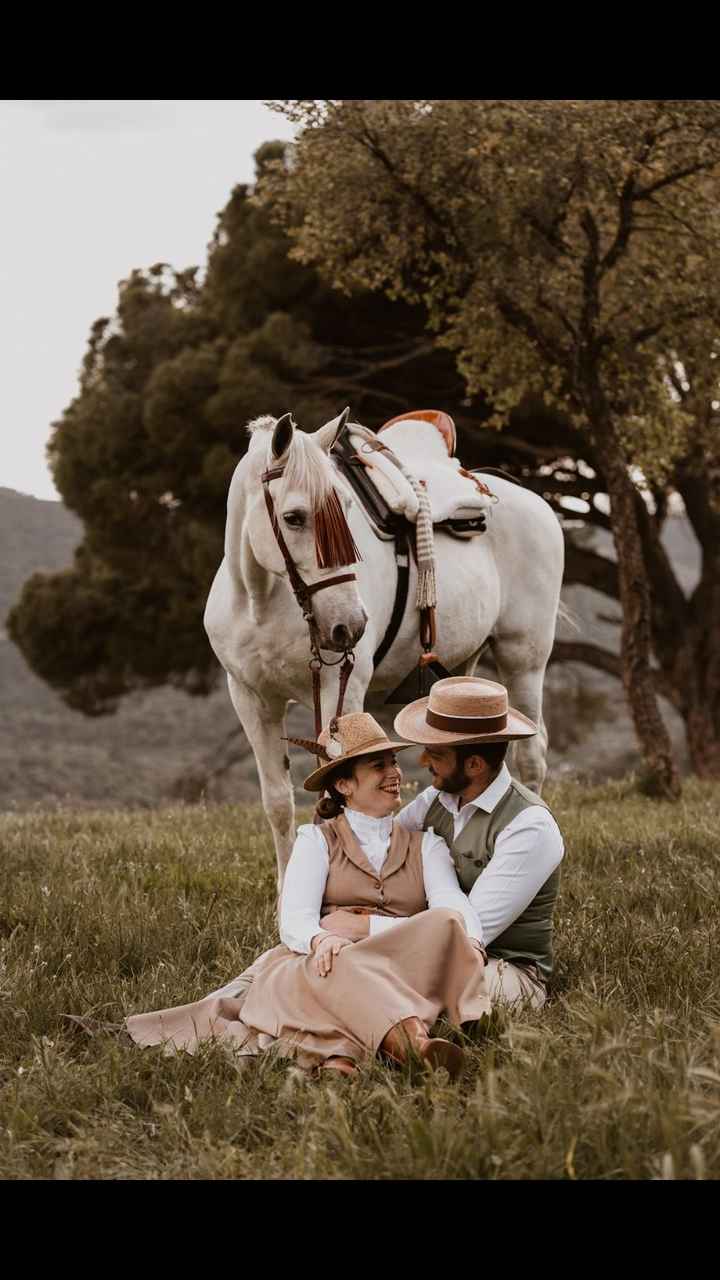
[332,411,495,541]
[331,411,499,699]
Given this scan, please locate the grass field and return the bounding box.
[1,777,720,1180]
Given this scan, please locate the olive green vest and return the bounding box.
[424,778,560,981]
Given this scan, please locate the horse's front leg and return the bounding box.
[227,675,295,889]
[490,638,549,794]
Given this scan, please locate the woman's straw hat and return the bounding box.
[289,712,410,791]
[394,676,537,746]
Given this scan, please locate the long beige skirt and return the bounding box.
[126,908,491,1069]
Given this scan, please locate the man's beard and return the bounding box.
[436,762,470,795]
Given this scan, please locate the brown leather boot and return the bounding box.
[380,1017,465,1081]
[319,1055,358,1078]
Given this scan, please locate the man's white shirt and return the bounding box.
[396,764,564,946]
[280,805,484,953]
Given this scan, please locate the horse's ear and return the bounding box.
[313,407,350,454]
[271,412,294,461]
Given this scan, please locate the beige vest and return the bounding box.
[321,813,427,918]
[424,779,560,981]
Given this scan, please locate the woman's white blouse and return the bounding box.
[280,807,484,953]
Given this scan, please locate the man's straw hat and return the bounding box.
[394,676,537,746]
[289,712,410,792]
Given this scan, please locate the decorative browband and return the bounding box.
[425,709,508,733]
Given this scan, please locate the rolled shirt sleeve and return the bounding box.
[421,829,484,941]
[468,807,565,944]
[367,827,483,943]
[279,825,331,954]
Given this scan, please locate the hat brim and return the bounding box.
[303,739,411,792]
[393,697,537,746]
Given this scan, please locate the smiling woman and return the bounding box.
[313,750,402,821]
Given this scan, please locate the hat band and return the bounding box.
[325,736,397,760]
[425,708,508,734]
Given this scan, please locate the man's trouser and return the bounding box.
[485,957,546,1010]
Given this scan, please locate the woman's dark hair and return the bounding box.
[455,740,509,774]
[314,759,357,821]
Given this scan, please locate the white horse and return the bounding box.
[204,410,564,881]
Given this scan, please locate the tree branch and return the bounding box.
[548,641,622,678]
[632,491,689,664]
[550,641,677,701]
[330,340,436,376]
[536,289,578,340]
[599,174,636,276]
[309,376,409,407]
[635,160,719,200]
[675,454,720,554]
[520,207,572,258]
[595,117,693,280]
[529,488,613,531]
[494,290,567,366]
[357,125,473,269]
[563,539,620,598]
[643,193,710,244]
[630,321,667,347]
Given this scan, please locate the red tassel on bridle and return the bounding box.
[314,488,362,569]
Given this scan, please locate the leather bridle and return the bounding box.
[261,465,357,740]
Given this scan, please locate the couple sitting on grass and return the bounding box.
[127,676,565,1080]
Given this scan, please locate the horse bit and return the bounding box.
[261,465,357,747]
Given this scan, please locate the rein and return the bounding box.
[261,465,357,743]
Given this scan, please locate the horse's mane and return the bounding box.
[247,415,335,511]
[247,415,359,568]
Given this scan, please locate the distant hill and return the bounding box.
[0,487,83,619]
[0,487,240,810]
[1,487,695,811]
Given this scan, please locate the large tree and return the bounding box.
[257,99,720,792]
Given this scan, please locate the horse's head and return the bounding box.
[243,409,368,652]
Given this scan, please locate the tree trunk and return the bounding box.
[666,562,720,778]
[671,457,720,778]
[594,432,681,798]
[686,706,720,776]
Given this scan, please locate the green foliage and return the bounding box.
[1,782,719,1179]
[8,550,216,715]
[260,100,720,481]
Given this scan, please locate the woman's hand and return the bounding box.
[470,939,488,964]
[311,933,353,978]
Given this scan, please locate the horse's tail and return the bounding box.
[556,599,582,634]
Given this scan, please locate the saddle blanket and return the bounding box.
[347,417,496,528]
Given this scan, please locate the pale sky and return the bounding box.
[0,100,296,501]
